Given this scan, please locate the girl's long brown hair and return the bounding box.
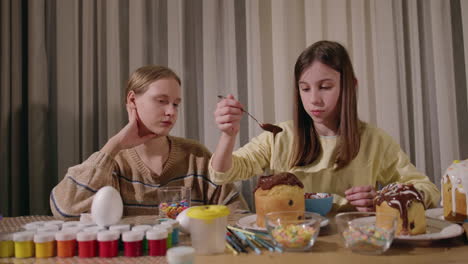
[290,41,360,169]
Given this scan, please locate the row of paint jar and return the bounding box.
[0,221,178,258]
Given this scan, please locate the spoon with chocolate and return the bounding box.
[217,95,283,137]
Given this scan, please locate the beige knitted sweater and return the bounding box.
[50,136,243,217]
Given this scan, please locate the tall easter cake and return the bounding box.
[442,159,468,222]
[374,183,426,235]
[254,172,305,228]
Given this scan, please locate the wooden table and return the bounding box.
[1,213,468,264]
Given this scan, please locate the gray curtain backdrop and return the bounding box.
[1,0,467,216]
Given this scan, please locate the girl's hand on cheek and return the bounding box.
[345,185,377,212]
[112,106,157,150]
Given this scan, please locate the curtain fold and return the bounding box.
[1,0,467,216]
[1,0,29,216]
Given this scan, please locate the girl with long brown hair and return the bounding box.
[210,41,439,212]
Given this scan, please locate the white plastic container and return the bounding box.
[166,246,195,264]
[186,205,230,254]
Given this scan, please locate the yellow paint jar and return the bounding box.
[13,231,35,258]
[0,233,14,258]
[34,232,56,258]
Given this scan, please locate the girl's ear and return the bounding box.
[354,78,358,88]
[126,91,137,109]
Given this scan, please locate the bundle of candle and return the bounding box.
[224,225,282,255]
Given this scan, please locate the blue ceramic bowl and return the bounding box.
[305,193,333,216]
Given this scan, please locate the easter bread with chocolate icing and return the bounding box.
[375,183,426,236]
[442,159,468,222]
[254,172,305,228]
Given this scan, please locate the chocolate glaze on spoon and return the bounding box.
[217,95,283,137]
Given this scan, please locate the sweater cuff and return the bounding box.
[208,156,237,184]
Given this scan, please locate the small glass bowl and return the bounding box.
[335,212,397,255]
[157,186,191,219]
[265,211,321,252]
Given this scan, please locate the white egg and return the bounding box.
[175,208,191,234]
[91,186,123,227]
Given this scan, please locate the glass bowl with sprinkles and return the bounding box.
[335,212,397,255]
[264,211,321,252]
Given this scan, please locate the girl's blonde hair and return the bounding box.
[290,40,360,170]
[126,65,181,97]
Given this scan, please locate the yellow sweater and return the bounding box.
[209,120,440,211]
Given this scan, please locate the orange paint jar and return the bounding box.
[55,231,77,258]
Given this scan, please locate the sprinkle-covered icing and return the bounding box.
[441,159,468,216]
[374,183,424,233]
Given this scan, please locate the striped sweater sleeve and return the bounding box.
[50,151,120,218]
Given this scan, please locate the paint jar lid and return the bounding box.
[97,230,120,241]
[166,246,195,264]
[161,219,180,228]
[78,222,96,228]
[23,221,45,230]
[80,213,93,223]
[0,232,13,241]
[77,231,97,241]
[160,222,174,232]
[34,232,55,243]
[55,231,77,241]
[61,227,82,233]
[44,220,65,227]
[37,225,60,233]
[62,221,80,229]
[13,231,35,242]
[146,229,168,240]
[109,224,130,233]
[122,231,144,242]
[187,205,230,220]
[83,226,107,233]
[132,225,152,233]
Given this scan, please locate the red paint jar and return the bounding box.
[146,228,168,256]
[77,232,97,258]
[122,231,144,257]
[97,231,119,258]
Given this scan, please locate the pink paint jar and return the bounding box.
[122,231,144,257]
[77,231,97,258]
[97,231,119,258]
[147,228,168,256]
[55,231,77,258]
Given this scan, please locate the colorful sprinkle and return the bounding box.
[342,223,392,252]
[271,224,317,248]
[304,193,331,199]
[158,200,189,219]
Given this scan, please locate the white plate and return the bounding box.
[236,214,329,232]
[425,207,444,220]
[426,207,464,224]
[396,217,463,241]
[350,215,464,241]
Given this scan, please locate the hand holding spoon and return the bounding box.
[217,95,283,137]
